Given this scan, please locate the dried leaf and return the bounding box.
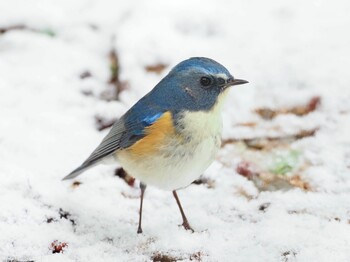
[235,122,257,127]
[80,71,92,79]
[236,161,257,180]
[288,175,311,191]
[152,253,179,262]
[145,63,168,74]
[105,48,129,100]
[50,240,68,254]
[115,167,135,187]
[192,176,215,188]
[222,129,317,149]
[71,181,82,188]
[255,96,321,120]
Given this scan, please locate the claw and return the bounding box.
[181,221,194,232]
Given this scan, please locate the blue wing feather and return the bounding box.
[142,112,163,126]
[63,97,165,180]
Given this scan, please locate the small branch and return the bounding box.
[222,129,318,149]
[0,24,27,34]
[255,96,321,120]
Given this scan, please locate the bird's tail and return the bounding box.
[62,161,99,180]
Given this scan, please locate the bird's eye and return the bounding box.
[200,77,212,87]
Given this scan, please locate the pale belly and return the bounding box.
[116,134,221,190]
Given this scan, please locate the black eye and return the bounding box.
[200,77,212,87]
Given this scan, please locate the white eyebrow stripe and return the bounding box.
[214,73,229,79]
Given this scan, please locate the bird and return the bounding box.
[63,57,248,233]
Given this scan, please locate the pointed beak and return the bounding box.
[225,78,249,87]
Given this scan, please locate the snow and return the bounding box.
[1,0,350,261]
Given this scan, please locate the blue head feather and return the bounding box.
[148,57,234,111]
[170,57,232,76]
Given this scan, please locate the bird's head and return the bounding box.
[154,57,248,112]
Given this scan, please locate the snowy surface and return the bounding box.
[1,0,350,261]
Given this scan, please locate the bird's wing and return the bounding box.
[63,103,165,180]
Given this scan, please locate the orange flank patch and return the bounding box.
[127,111,176,155]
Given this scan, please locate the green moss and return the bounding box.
[269,150,301,175]
[40,28,56,37]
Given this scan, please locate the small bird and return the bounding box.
[63,57,248,233]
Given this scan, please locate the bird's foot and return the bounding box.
[181,220,194,233]
[137,226,143,234]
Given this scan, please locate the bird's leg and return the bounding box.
[137,182,147,234]
[172,190,194,232]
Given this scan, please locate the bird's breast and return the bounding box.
[116,108,223,190]
[176,107,223,141]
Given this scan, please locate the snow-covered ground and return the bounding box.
[1,0,350,261]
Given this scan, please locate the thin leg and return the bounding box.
[172,190,194,232]
[137,182,147,234]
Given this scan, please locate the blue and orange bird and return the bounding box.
[63,57,248,233]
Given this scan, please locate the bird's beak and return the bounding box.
[225,78,249,88]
